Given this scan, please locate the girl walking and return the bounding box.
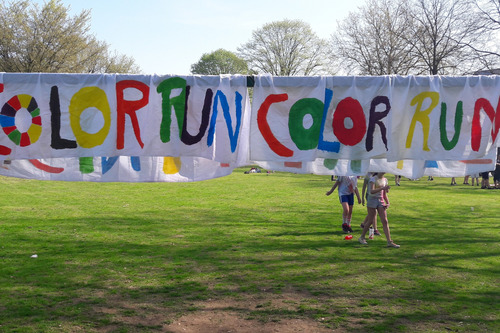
[358,172,400,248]
[326,176,361,233]
[361,173,382,237]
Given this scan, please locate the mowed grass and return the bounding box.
[0,170,498,332]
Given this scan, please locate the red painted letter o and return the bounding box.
[332,97,366,146]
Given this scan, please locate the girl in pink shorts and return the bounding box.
[359,173,399,248]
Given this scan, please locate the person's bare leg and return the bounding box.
[341,202,349,222]
[378,206,399,247]
[377,206,391,243]
[360,208,376,240]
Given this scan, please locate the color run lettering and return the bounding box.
[1,78,243,158]
[116,80,149,149]
[208,90,242,153]
[257,91,390,157]
[157,77,186,143]
[440,101,462,150]
[182,86,212,145]
[332,97,366,146]
[471,97,500,151]
[405,92,499,153]
[257,93,294,157]
[289,97,323,150]
[156,78,243,151]
[318,89,340,153]
[69,86,111,148]
[366,96,390,152]
[50,86,77,149]
[406,92,439,151]
[0,76,498,165]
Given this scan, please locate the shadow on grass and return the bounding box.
[1,203,499,332]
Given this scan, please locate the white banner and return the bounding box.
[0,73,249,163]
[250,75,499,163]
[0,73,498,182]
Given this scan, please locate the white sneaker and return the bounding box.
[358,237,368,245]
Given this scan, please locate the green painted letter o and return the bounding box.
[288,98,324,150]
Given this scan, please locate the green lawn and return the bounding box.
[0,171,498,332]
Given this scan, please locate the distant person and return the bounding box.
[470,173,480,186]
[359,172,399,248]
[463,175,470,185]
[481,171,491,189]
[326,176,361,233]
[450,177,457,186]
[394,175,401,186]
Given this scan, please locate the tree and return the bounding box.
[190,48,248,75]
[465,0,500,71]
[0,0,139,73]
[476,0,500,32]
[331,0,418,75]
[407,0,488,74]
[332,0,494,75]
[238,19,330,76]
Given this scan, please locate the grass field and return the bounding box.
[0,170,499,332]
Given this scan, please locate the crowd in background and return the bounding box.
[453,148,500,189]
[395,148,500,189]
[436,149,498,188]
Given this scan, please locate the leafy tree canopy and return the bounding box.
[0,0,139,73]
[190,48,248,75]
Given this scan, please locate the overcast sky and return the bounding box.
[35,0,367,75]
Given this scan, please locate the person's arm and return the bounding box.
[383,190,390,208]
[354,187,361,204]
[370,181,390,195]
[326,180,339,196]
[369,182,379,194]
[361,179,368,206]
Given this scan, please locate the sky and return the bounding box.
[36,0,367,75]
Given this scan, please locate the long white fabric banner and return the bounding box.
[250,75,499,162]
[0,73,498,181]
